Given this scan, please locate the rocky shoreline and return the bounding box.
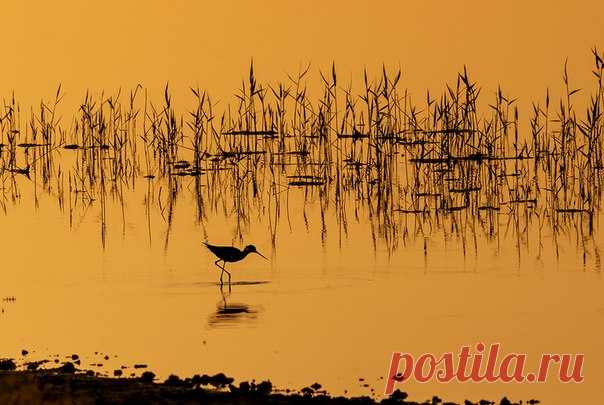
[0,359,538,405]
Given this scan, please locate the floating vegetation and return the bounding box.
[0,49,603,259]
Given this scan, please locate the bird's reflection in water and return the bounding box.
[207,285,263,328]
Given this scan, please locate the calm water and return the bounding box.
[0,166,602,404]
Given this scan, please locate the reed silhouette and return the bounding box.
[0,48,602,265]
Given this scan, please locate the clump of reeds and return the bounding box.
[0,49,602,258]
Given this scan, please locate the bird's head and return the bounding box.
[244,245,268,259]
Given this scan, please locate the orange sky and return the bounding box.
[2,1,602,107]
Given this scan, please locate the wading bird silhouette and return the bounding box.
[203,242,267,285]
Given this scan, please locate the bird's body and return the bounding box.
[204,243,250,263]
[203,242,267,284]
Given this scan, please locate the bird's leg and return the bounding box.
[214,259,225,285]
[219,284,227,308]
[223,264,232,286]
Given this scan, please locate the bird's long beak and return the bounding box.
[255,251,268,260]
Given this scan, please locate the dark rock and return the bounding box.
[25,360,48,370]
[211,373,234,387]
[238,381,251,394]
[196,373,234,388]
[255,380,272,395]
[390,390,408,401]
[0,359,16,371]
[164,375,183,387]
[141,371,155,383]
[59,362,76,374]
